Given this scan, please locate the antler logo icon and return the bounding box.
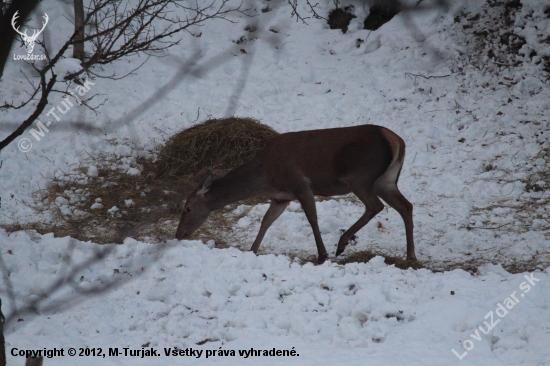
[11,11,49,54]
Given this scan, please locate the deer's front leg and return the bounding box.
[250,199,290,253]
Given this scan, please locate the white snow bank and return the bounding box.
[1,230,549,365]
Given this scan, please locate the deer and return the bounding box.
[11,11,49,54]
[175,124,416,264]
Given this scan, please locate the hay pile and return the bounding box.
[155,117,279,181]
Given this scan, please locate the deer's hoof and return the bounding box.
[335,248,344,257]
[317,254,329,265]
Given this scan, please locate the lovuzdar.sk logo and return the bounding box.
[12,10,48,60]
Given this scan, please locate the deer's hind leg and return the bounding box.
[372,150,416,260]
[374,184,415,260]
[292,180,329,264]
[335,181,384,257]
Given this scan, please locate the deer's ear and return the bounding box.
[197,172,213,195]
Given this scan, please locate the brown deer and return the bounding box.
[175,124,415,264]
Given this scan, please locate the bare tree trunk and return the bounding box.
[73,0,85,60]
[0,0,245,152]
[0,298,5,366]
[25,357,43,366]
[0,0,40,80]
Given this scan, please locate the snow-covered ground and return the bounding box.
[1,0,549,364]
[2,231,549,365]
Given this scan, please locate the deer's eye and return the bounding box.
[185,207,191,213]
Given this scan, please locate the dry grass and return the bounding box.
[26,152,182,244]
[336,250,424,270]
[5,118,278,244]
[333,249,549,274]
[468,146,550,236]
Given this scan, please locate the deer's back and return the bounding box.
[258,125,396,195]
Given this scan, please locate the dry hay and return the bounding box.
[155,117,279,183]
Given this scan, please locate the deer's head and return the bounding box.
[175,173,213,240]
[12,11,49,54]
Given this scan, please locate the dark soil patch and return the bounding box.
[334,250,548,274]
[328,7,356,34]
[364,6,399,31]
[337,250,424,270]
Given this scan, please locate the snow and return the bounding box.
[126,167,141,176]
[87,166,99,177]
[1,0,550,364]
[1,231,549,365]
[52,58,83,79]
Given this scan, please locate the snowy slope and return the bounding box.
[2,231,549,365]
[1,0,550,364]
[1,0,549,267]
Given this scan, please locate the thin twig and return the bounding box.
[458,222,512,230]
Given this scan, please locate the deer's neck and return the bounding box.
[206,159,264,210]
